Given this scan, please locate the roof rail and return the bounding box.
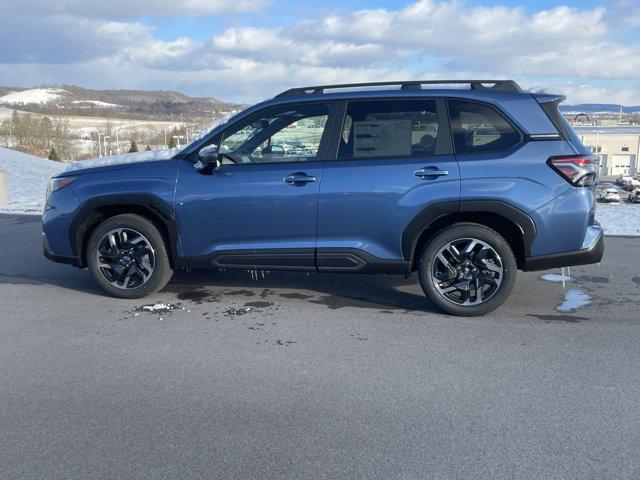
[275,80,522,98]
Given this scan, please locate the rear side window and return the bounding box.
[448,100,521,154]
[338,100,441,159]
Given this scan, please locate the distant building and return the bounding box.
[574,127,640,177]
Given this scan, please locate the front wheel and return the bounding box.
[87,214,173,299]
[418,223,517,316]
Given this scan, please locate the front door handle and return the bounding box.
[284,172,317,186]
[414,167,449,179]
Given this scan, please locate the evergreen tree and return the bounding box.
[168,137,177,148]
[48,148,61,162]
[145,145,152,151]
[128,140,139,153]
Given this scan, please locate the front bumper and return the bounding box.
[523,224,604,271]
[43,232,81,266]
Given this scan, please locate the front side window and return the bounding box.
[218,103,330,164]
[338,100,441,159]
[448,100,521,154]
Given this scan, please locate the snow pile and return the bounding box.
[596,204,640,237]
[541,273,574,283]
[0,147,65,214]
[65,148,181,172]
[0,88,65,105]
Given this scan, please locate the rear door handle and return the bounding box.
[284,172,317,185]
[414,167,449,179]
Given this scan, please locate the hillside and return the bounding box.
[0,85,242,122]
[559,103,640,114]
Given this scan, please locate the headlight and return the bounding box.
[46,176,77,200]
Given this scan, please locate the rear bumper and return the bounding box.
[523,224,604,271]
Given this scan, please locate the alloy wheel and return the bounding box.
[431,237,503,306]
[95,228,155,290]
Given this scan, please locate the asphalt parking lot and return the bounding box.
[1,214,640,479]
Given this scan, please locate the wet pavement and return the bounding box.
[1,214,640,479]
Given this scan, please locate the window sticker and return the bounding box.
[353,119,412,158]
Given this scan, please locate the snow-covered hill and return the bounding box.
[0,84,241,121]
[0,147,65,214]
[0,88,65,105]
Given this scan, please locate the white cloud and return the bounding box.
[0,0,639,104]
[543,81,640,106]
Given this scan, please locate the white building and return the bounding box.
[574,127,640,177]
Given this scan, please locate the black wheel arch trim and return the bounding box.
[402,200,537,264]
[68,194,184,268]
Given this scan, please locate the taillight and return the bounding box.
[548,156,596,186]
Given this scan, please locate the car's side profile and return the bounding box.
[43,80,604,316]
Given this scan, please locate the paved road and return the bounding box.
[1,214,640,479]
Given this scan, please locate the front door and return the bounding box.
[316,98,460,270]
[176,101,336,269]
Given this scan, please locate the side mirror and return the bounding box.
[261,145,285,157]
[195,144,220,172]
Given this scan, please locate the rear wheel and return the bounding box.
[87,214,173,299]
[418,223,517,316]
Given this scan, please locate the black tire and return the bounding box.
[418,223,517,316]
[87,214,173,299]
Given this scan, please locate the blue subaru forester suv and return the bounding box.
[43,80,604,316]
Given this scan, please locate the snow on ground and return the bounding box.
[596,203,640,237]
[0,106,13,119]
[541,273,575,283]
[557,290,592,313]
[0,88,65,105]
[71,100,120,108]
[0,147,65,214]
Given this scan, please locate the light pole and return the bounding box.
[594,130,605,176]
[103,136,111,157]
[97,132,102,157]
[172,135,184,148]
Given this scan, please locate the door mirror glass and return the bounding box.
[260,144,285,157]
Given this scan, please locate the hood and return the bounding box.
[60,148,182,177]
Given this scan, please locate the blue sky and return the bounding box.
[0,0,638,104]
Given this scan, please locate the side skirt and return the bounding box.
[185,248,411,275]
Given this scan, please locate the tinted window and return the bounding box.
[219,103,330,164]
[448,100,520,154]
[338,100,440,159]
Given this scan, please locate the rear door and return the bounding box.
[316,98,460,270]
